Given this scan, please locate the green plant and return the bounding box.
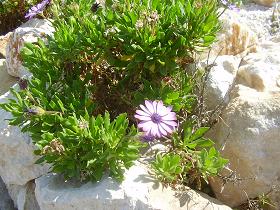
[1,89,145,181]
[152,126,228,189]
[152,153,183,183]
[1,0,227,187]
[36,112,144,181]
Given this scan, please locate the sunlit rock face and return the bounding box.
[253,0,276,7]
[0,91,50,186]
[35,162,232,210]
[5,18,54,78]
[208,36,280,208]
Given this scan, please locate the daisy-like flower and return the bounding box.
[25,0,51,19]
[135,100,177,138]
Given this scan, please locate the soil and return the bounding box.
[0,12,25,36]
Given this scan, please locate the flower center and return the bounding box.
[151,113,162,123]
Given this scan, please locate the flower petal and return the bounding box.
[150,124,160,137]
[162,112,177,121]
[159,122,173,134]
[162,120,177,127]
[140,104,151,114]
[134,114,151,121]
[138,121,153,132]
[136,109,150,117]
[153,101,158,113]
[158,124,167,136]
[157,101,172,116]
[145,100,155,114]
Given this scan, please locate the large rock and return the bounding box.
[207,35,280,208]
[210,9,258,56]
[0,91,50,186]
[5,18,54,77]
[209,87,280,208]
[0,59,17,95]
[253,0,276,7]
[0,33,12,58]
[6,181,40,210]
[0,176,16,210]
[237,38,280,92]
[35,162,232,210]
[202,55,241,110]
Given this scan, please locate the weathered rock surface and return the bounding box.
[0,59,17,95]
[253,0,277,7]
[0,33,11,58]
[5,18,54,77]
[202,55,241,110]
[211,9,258,56]
[209,87,280,208]
[0,91,50,186]
[237,39,280,92]
[0,176,16,210]
[6,181,40,210]
[207,34,280,208]
[35,162,232,210]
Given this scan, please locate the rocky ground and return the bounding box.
[0,1,279,210]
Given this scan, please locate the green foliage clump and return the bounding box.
[1,0,227,186]
[152,126,228,189]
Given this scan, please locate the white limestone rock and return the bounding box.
[0,91,50,186]
[0,176,16,210]
[6,181,39,210]
[0,32,12,58]
[237,38,280,92]
[5,18,54,77]
[209,86,280,208]
[35,162,232,210]
[0,59,17,95]
[201,55,241,110]
[210,9,258,56]
[253,0,276,7]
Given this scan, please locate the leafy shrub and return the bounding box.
[152,126,228,189]
[1,0,228,186]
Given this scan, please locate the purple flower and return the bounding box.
[25,0,51,19]
[18,78,28,90]
[135,100,177,138]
